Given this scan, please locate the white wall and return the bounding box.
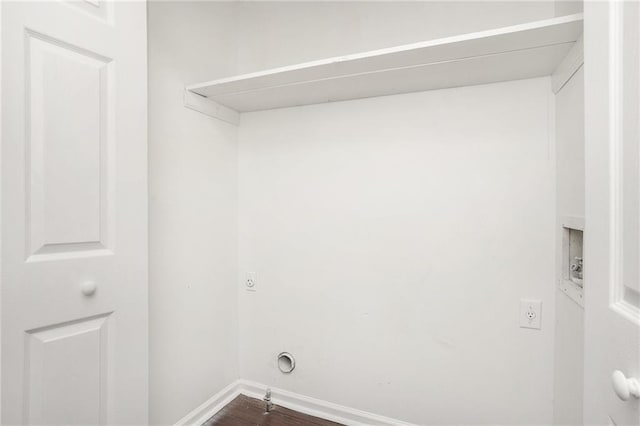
[553,67,584,425]
[238,77,556,424]
[554,1,583,17]
[147,3,567,423]
[148,3,239,424]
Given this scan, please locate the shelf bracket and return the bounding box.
[551,34,584,94]
[184,88,240,125]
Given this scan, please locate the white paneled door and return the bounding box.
[585,1,640,425]
[1,1,148,425]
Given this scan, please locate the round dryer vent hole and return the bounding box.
[277,352,295,373]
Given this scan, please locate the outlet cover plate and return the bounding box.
[245,272,257,292]
[520,299,542,329]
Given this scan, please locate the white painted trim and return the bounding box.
[183,89,240,126]
[552,33,584,94]
[173,381,241,426]
[174,379,418,426]
[238,380,418,426]
[0,1,3,420]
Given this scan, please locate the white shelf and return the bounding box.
[187,13,583,116]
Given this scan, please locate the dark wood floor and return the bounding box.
[203,394,343,426]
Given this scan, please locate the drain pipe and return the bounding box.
[263,388,274,413]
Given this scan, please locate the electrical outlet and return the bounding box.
[245,272,257,292]
[520,299,542,329]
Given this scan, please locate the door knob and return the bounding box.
[612,370,640,401]
[81,281,97,297]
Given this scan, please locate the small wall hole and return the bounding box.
[277,352,295,373]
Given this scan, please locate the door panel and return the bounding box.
[26,31,113,258]
[26,314,110,425]
[584,1,640,425]
[619,1,640,312]
[1,1,147,424]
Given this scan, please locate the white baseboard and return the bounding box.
[174,380,241,426]
[175,378,417,426]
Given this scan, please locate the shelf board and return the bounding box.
[187,13,583,114]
